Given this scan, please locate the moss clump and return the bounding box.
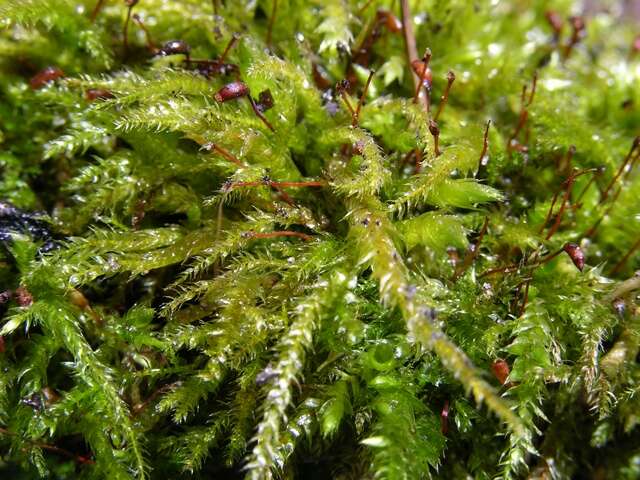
[0,1,639,478]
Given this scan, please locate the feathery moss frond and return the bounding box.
[1,1,639,478]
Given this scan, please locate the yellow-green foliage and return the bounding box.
[0,1,639,479]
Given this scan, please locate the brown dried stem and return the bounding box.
[564,16,585,59]
[413,48,432,104]
[400,0,429,111]
[527,71,538,106]
[480,247,565,278]
[545,178,575,240]
[247,96,275,132]
[574,167,603,206]
[357,0,375,15]
[517,278,532,317]
[226,180,326,190]
[123,0,138,56]
[266,0,278,47]
[601,137,639,203]
[434,70,455,121]
[246,231,313,242]
[0,427,95,465]
[429,119,441,157]
[610,237,640,275]
[90,0,105,22]
[354,70,375,126]
[219,34,239,64]
[477,120,491,174]
[338,89,356,120]
[204,143,244,167]
[452,217,489,281]
[585,186,622,238]
[545,167,598,240]
[132,14,156,52]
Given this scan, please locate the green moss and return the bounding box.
[0,0,639,478]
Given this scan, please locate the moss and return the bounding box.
[0,0,639,478]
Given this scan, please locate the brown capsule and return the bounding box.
[569,16,585,33]
[428,119,440,137]
[446,246,459,266]
[159,39,191,57]
[335,79,350,93]
[29,66,65,90]
[429,119,441,156]
[411,59,433,87]
[0,335,4,353]
[256,89,274,113]
[125,0,139,5]
[214,81,249,102]
[491,358,510,385]
[15,286,33,307]
[194,61,239,78]
[376,9,402,33]
[69,289,90,310]
[563,243,585,271]
[544,10,563,34]
[85,88,114,101]
[446,70,456,83]
[213,81,275,131]
[353,140,366,155]
[41,387,60,406]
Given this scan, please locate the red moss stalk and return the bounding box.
[90,0,105,22]
[452,217,489,281]
[123,0,139,56]
[204,143,244,167]
[413,48,432,104]
[477,120,491,174]
[353,70,375,127]
[610,237,640,275]
[434,70,455,121]
[429,120,441,157]
[600,137,639,203]
[245,231,313,242]
[266,0,278,47]
[401,0,429,111]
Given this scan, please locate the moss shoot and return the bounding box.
[0,0,639,478]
